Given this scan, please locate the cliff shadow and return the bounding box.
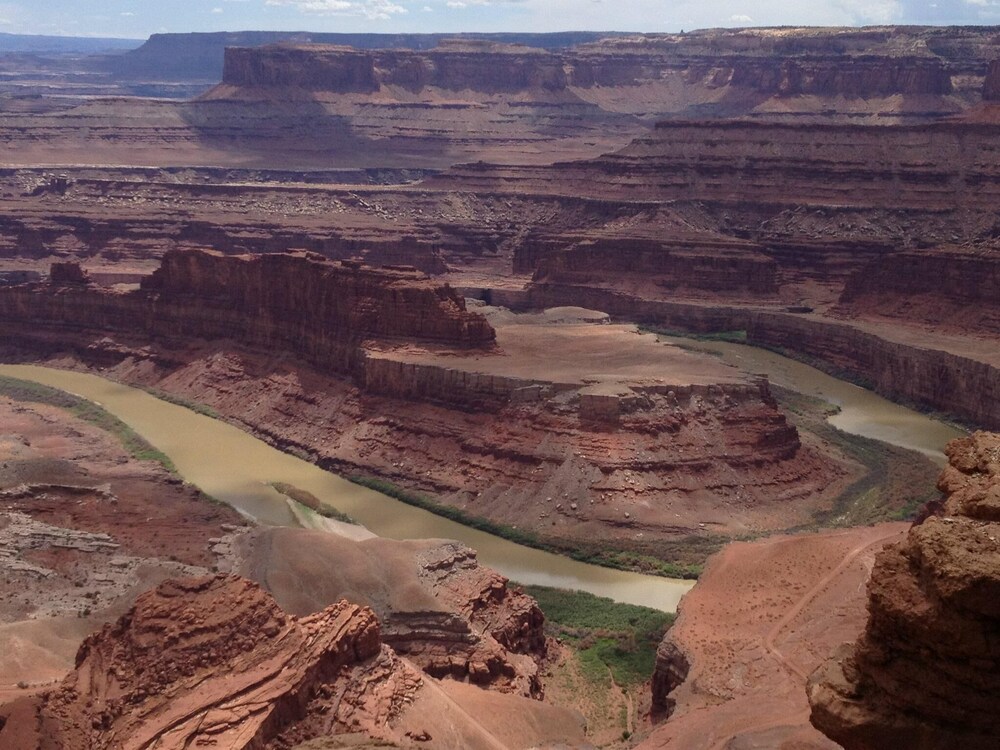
[176,94,452,170]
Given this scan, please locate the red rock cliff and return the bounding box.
[0,575,417,750]
[836,247,1000,336]
[0,250,494,375]
[808,432,1000,750]
[223,41,569,94]
[219,32,978,101]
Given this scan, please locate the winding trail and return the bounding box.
[763,532,896,683]
[703,527,903,750]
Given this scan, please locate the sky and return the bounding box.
[0,0,998,39]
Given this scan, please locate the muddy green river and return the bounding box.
[0,364,695,611]
[0,341,963,613]
[656,336,966,466]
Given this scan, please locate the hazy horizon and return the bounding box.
[0,1,997,41]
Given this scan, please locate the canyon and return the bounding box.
[0,390,569,747]
[1,21,998,750]
[0,254,853,570]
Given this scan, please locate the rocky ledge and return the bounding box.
[0,575,420,749]
[808,431,1000,749]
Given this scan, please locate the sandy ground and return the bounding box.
[638,522,908,750]
[371,306,746,389]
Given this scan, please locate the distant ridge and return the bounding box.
[0,32,140,54]
[108,31,626,81]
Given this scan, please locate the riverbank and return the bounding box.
[0,363,694,612]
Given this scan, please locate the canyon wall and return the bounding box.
[522,283,1000,429]
[0,250,494,376]
[217,27,1000,105]
[223,42,571,94]
[108,31,618,81]
[809,432,1000,749]
[223,44,954,98]
[529,236,779,298]
[443,119,1000,213]
[0,253,845,555]
[837,248,1000,335]
[985,59,1000,100]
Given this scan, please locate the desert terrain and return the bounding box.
[0,22,997,750]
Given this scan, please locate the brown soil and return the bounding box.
[640,522,907,749]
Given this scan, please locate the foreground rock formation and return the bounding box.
[238,530,547,698]
[809,432,1000,749]
[0,391,249,701]
[0,574,584,750]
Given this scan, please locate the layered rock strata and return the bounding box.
[0,249,494,377]
[518,284,1000,429]
[985,59,1000,101]
[240,530,547,697]
[219,28,998,109]
[836,246,1000,336]
[0,575,420,749]
[0,254,846,552]
[808,432,1000,749]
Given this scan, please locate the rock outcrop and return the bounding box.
[529,235,779,299]
[0,575,420,750]
[219,29,996,105]
[0,250,494,376]
[985,59,1000,101]
[108,31,619,82]
[242,530,547,698]
[808,432,1000,750]
[518,283,1000,430]
[224,41,571,94]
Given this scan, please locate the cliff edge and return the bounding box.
[808,431,1000,750]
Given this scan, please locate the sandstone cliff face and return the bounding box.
[522,283,1000,429]
[142,248,494,347]
[224,42,570,94]
[219,31,980,102]
[0,250,494,377]
[725,54,952,96]
[0,575,421,750]
[837,248,1000,335]
[985,59,1000,101]
[808,432,1000,750]
[249,532,548,698]
[529,236,779,297]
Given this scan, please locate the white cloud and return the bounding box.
[264,0,408,19]
[730,13,753,23]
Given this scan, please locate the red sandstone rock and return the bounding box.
[835,247,1000,336]
[0,575,420,750]
[0,248,495,378]
[808,432,1000,750]
[243,531,548,698]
